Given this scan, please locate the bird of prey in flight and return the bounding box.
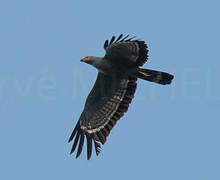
[68,34,174,160]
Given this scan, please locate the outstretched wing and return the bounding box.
[68,73,137,160]
[104,34,149,67]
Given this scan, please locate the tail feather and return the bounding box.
[137,68,174,85]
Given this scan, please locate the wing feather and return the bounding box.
[86,133,92,160]
[68,73,137,159]
[76,132,85,158]
[104,40,109,49]
[120,34,129,42]
[68,121,80,142]
[94,140,101,155]
[70,130,80,154]
[125,36,136,42]
[96,131,106,145]
[109,36,116,45]
[104,34,148,67]
[115,34,123,42]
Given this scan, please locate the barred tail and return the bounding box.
[137,68,174,85]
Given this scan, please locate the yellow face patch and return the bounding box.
[82,56,91,61]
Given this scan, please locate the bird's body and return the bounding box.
[68,34,174,159]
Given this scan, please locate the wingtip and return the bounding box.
[70,149,74,155]
[94,140,101,156]
[68,138,72,143]
[76,154,80,159]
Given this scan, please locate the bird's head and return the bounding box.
[80,56,103,68]
[81,56,91,62]
[80,56,95,65]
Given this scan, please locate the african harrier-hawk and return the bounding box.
[68,34,174,160]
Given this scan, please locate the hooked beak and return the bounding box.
[80,56,91,64]
[80,59,88,63]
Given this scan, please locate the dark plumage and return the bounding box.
[68,34,174,160]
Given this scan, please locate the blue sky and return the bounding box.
[0,0,220,179]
